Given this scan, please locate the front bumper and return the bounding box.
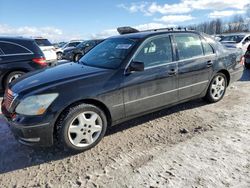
[7,120,54,147]
[2,104,54,147]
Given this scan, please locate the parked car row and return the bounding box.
[62,39,104,62]
[55,40,83,60]
[1,27,244,153]
[214,33,250,53]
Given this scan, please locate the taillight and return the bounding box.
[240,56,245,65]
[32,57,47,67]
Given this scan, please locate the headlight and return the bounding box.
[15,93,58,115]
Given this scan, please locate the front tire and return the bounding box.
[57,52,63,60]
[204,73,227,103]
[56,104,107,152]
[74,54,81,62]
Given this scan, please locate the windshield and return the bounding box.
[79,38,136,69]
[35,39,52,46]
[77,41,88,48]
[220,35,244,43]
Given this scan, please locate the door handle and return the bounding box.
[207,60,213,67]
[168,69,177,76]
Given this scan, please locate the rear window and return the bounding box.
[175,34,204,60]
[0,41,32,55]
[35,39,52,46]
[202,41,214,55]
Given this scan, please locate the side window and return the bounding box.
[0,42,31,55]
[244,37,250,43]
[202,41,214,55]
[175,34,204,60]
[134,36,173,68]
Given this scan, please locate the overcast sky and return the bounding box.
[0,0,249,41]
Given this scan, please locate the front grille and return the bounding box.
[3,89,17,110]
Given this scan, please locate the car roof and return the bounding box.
[109,30,202,40]
[222,33,250,36]
[0,36,34,42]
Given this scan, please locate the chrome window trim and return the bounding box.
[112,80,209,108]
[0,41,34,57]
[145,54,216,70]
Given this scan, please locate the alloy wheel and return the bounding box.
[68,111,103,148]
[210,75,226,100]
[8,73,22,84]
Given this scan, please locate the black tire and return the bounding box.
[74,54,81,62]
[57,52,63,60]
[204,73,227,103]
[4,71,25,89]
[56,103,107,153]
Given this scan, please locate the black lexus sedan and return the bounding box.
[0,37,47,91]
[63,39,104,62]
[1,28,244,152]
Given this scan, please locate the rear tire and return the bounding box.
[4,71,25,89]
[56,103,107,153]
[204,73,227,103]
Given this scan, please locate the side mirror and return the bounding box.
[128,61,144,72]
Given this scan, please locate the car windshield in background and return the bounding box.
[77,41,88,48]
[220,35,244,43]
[35,39,52,46]
[80,38,136,69]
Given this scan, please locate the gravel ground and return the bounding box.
[0,69,249,188]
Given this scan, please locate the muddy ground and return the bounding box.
[0,70,250,188]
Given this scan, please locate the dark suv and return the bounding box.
[63,39,104,62]
[1,28,244,152]
[0,37,47,90]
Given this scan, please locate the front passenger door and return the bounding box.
[122,35,178,117]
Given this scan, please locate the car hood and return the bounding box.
[11,62,111,94]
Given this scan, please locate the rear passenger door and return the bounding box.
[173,33,215,100]
[123,35,178,117]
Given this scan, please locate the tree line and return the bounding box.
[187,15,250,35]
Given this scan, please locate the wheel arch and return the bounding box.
[2,68,29,89]
[53,98,112,137]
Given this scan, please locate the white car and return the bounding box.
[56,40,83,60]
[34,38,57,66]
[220,33,250,53]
